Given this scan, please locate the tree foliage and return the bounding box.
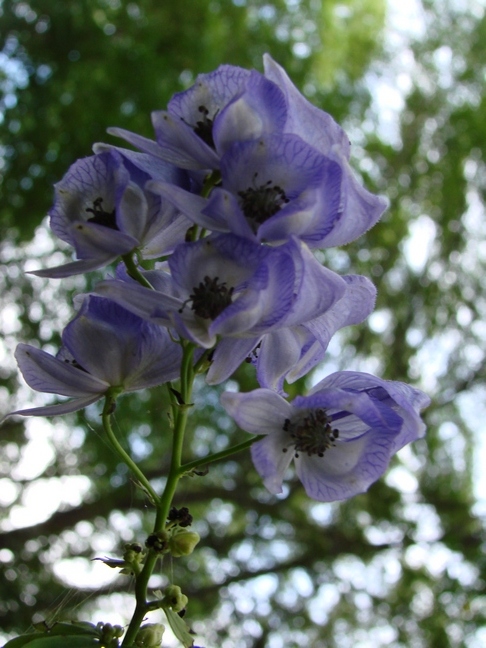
[1,1,485,646]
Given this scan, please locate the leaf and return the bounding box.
[163,608,194,648]
[12,637,100,648]
[3,636,100,648]
[37,622,100,637]
[3,635,41,648]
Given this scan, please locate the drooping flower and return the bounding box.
[9,296,182,417]
[221,372,430,502]
[32,148,190,278]
[94,234,349,383]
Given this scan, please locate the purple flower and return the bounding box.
[148,133,344,247]
[107,56,387,248]
[263,54,388,247]
[9,296,182,417]
[32,149,190,278]
[252,275,377,393]
[107,66,287,171]
[221,372,430,502]
[94,234,348,382]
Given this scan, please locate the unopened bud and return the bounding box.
[162,584,189,613]
[100,622,124,645]
[145,530,170,553]
[135,623,165,647]
[168,530,200,557]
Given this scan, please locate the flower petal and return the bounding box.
[251,432,293,495]
[295,426,396,502]
[29,255,118,278]
[220,388,292,435]
[15,344,108,397]
[263,54,351,158]
[206,337,260,385]
[9,395,103,418]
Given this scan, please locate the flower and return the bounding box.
[263,54,388,247]
[107,65,287,171]
[94,234,349,383]
[148,132,344,247]
[221,372,430,502]
[106,55,387,248]
[8,296,182,417]
[252,274,377,393]
[32,148,190,278]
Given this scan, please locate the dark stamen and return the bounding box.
[282,408,339,458]
[179,275,234,320]
[64,357,88,373]
[193,105,217,149]
[86,197,118,230]
[238,172,289,233]
[245,342,262,363]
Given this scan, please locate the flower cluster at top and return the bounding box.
[11,55,430,502]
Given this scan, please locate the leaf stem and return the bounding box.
[102,393,160,506]
[179,434,263,475]
[121,253,154,289]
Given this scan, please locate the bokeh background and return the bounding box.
[1,0,486,646]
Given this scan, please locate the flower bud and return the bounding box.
[135,623,165,647]
[162,584,189,613]
[168,530,200,557]
[100,622,124,645]
[145,530,170,553]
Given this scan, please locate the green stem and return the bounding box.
[155,343,195,528]
[121,253,154,289]
[121,343,195,647]
[179,435,263,475]
[102,394,160,507]
[201,170,221,198]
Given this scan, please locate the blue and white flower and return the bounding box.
[94,234,349,383]
[32,148,190,278]
[148,133,344,247]
[221,372,430,501]
[9,296,182,417]
[107,66,287,171]
[263,54,388,247]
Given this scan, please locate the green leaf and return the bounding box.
[3,635,42,648]
[163,609,193,648]
[3,633,100,648]
[36,622,100,637]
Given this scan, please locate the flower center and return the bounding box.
[282,408,339,458]
[193,105,216,149]
[85,197,118,230]
[238,173,289,233]
[179,275,234,320]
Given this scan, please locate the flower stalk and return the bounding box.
[121,342,195,647]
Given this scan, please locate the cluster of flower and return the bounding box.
[11,55,430,502]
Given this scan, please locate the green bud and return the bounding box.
[134,623,165,647]
[162,584,189,613]
[168,529,200,557]
[99,622,124,646]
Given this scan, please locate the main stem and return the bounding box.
[121,343,195,647]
